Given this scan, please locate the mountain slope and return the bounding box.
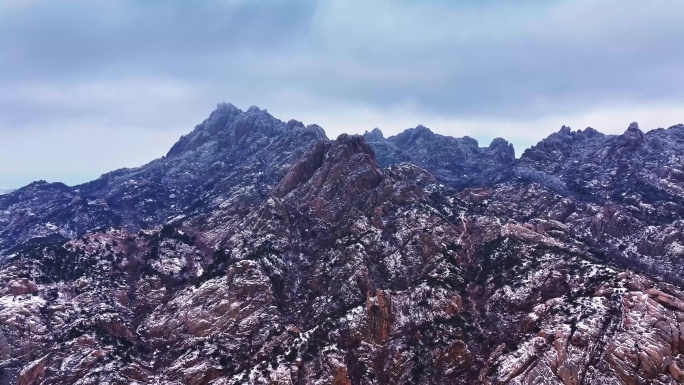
[1,134,683,384]
[505,123,684,285]
[0,104,327,255]
[0,106,683,384]
[363,126,515,189]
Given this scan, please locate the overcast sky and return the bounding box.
[1,0,683,189]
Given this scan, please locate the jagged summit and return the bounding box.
[2,103,684,384]
[555,124,604,137]
[488,137,516,162]
[584,126,600,135]
[167,103,328,157]
[392,124,436,145]
[275,134,382,222]
[522,124,608,158]
[333,133,378,161]
[214,101,241,114]
[363,123,515,188]
[0,103,330,254]
[523,122,653,159]
[4,180,73,199]
[363,127,384,141]
[622,121,645,144]
[286,119,305,130]
[246,104,265,113]
[2,101,678,258]
[488,137,508,148]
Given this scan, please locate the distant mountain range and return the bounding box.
[1,103,683,384]
[0,188,15,195]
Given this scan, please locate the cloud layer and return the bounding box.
[1,0,683,188]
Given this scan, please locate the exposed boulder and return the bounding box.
[622,121,645,145]
[7,279,38,296]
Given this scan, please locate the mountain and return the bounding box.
[0,189,14,195]
[0,105,683,384]
[363,126,515,189]
[0,103,326,256]
[512,122,684,285]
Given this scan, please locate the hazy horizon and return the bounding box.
[1,101,680,190]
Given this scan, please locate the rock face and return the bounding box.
[364,126,516,189]
[623,121,645,145]
[1,109,684,384]
[516,123,684,285]
[0,103,326,255]
[365,290,392,344]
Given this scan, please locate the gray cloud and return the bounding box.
[1,0,683,188]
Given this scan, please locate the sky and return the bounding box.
[1,0,683,189]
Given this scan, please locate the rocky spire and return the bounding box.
[363,127,385,142]
[166,103,328,157]
[622,121,645,145]
[275,134,382,222]
[489,137,516,163]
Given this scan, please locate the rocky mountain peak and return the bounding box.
[204,102,243,134]
[4,103,684,384]
[583,126,600,135]
[412,124,433,136]
[166,103,327,157]
[392,124,435,146]
[15,180,71,194]
[246,105,263,113]
[362,125,518,189]
[622,121,645,145]
[214,101,241,114]
[304,123,327,139]
[331,133,378,164]
[488,137,516,162]
[286,119,305,130]
[523,125,610,159]
[274,134,382,222]
[363,127,385,141]
[275,135,380,197]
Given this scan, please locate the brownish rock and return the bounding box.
[671,361,684,381]
[372,206,384,229]
[622,122,645,145]
[18,354,50,385]
[366,289,392,344]
[331,367,352,385]
[461,187,491,204]
[275,140,327,197]
[8,279,38,295]
[4,115,684,385]
[434,339,471,373]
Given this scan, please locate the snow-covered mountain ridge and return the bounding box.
[1,104,683,384]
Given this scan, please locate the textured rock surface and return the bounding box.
[0,103,326,255]
[364,126,515,189]
[516,123,684,285]
[0,107,683,384]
